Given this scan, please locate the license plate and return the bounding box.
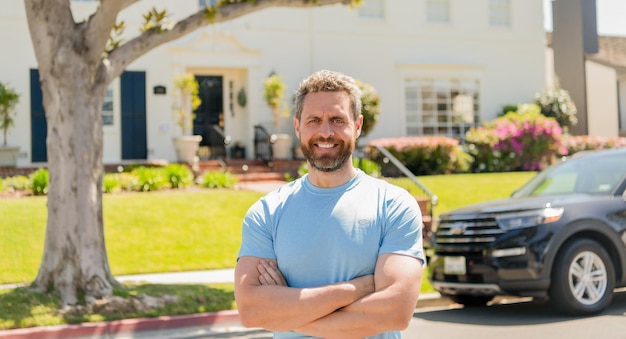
[444,256,466,275]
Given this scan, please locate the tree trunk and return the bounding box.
[29,58,118,306]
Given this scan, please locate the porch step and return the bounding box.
[196,159,304,182]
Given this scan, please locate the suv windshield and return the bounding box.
[511,152,626,198]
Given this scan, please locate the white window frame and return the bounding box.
[199,0,218,8]
[426,0,450,24]
[102,86,114,126]
[358,0,385,20]
[489,0,511,28]
[404,78,480,139]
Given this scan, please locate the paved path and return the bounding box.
[117,268,236,285]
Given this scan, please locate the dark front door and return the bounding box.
[194,75,225,159]
[121,71,147,160]
[30,69,47,162]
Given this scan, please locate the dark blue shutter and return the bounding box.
[30,69,47,163]
[121,71,147,160]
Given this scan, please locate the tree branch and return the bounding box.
[83,0,125,63]
[121,0,139,11]
[107,0,354,77]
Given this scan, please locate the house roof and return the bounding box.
[547,32,626,71]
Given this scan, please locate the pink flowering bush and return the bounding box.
[465,104,565,172]
[559,135,626,157]
[367,136,472,175]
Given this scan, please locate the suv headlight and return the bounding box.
[496,207,564,229]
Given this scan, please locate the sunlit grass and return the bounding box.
[0,189,263,285]
[391,172,536,218]
[0,172,537,329]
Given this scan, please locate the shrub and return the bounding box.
[163,163,194,189]
[367,136,472,175]
[117,172,138,191]
[131,167,168,192]
[534,86,578,130]
[103,173,121,193]
[197,170,239,189]
[499,104,519,117]
[356,80,380,138]
[466,104,564,172]
[297,161,309,178]
[29,168,48,195]
[353,157,381,177]
[559,135,626,157]
[2,175,29,191]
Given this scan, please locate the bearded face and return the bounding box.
[300,135,355,172]
[294,91,362,174]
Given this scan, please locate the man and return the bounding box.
[234,70,424,339]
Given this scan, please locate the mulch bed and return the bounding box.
[0,189,34,199]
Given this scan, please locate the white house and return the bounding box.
[1,0,549,167]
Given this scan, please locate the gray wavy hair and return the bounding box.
[293,70,362,121]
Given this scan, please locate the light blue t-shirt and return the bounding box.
[238,170,424,339]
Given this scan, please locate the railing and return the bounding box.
[355,144,438,245]
[369,144,438,207]
[253,125,274,164]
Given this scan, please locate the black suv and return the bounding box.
[428,147,626,315]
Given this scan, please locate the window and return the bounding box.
[426,0,450,24]
[489,0,511,27]
[359,0,385,19]
[404,79,480,139]
[102,86,114,126]
[199,0,218,8]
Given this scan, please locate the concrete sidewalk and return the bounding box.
[116,268,236,285]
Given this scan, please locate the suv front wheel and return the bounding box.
[549,238,615,315]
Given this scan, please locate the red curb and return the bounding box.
[0,310,240,339]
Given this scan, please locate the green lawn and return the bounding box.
[1,172,536,285]
[1,189,263,285]
[0,171,537,330]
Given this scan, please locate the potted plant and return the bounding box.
[0,81,20,167]
[264,73,292,159]
[171,73,202,165]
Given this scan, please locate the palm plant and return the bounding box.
[0,82,20,147]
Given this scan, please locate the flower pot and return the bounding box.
[271,133,292,160]
[0,146,19,167]
[172,135,202,164]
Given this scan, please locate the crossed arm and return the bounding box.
[234,253,423,339]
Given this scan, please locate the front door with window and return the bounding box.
[194,75,226,159]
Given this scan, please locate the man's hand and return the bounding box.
[294,254,423,339]
[235,256,376,332]
[257,259,375,302]
[258,259,287,286]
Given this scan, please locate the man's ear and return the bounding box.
[355,115,363,138]
[293,117,300,139]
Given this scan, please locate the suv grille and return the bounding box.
[435,216,505,245]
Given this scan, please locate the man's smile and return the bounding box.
[315,142,337,149]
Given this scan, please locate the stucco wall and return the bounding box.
[2,0,547,166]
[586,61,619,137]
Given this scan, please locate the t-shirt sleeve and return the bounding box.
[237,199,277,261]
[378,188,425,264]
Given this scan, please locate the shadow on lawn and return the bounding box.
[0,283,235,330]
